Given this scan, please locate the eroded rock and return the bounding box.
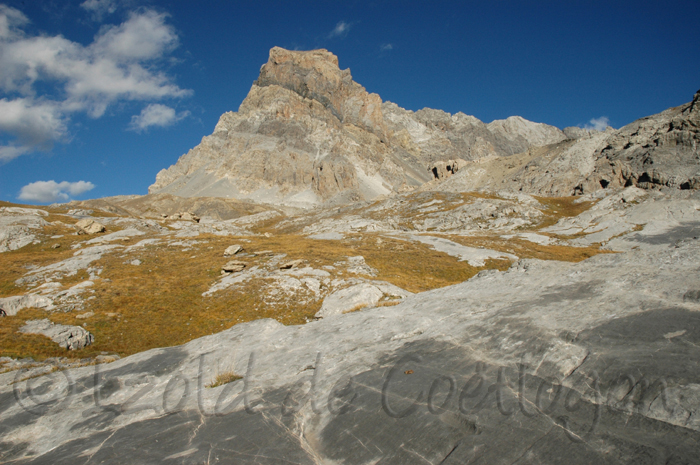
[19,319,94,350]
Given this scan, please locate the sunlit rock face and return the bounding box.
[149,47,567,207]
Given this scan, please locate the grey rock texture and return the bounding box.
[0,295,54,316]
[149,47,567,206]
[1,213,700,463]
[19,319,94,350]
[74,219,105,235]
[431,91,699,197]
[315,282,383,318]
[0,207,48,253]
[579,89,700,193]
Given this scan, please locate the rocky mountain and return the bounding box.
[1,47,700,464]
[150,47,567,206]
[428,90,700,197]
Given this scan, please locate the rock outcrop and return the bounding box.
[579,89,700,193]
[150,47,568,206]
[19,319,94,350]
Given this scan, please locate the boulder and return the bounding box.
[19,319,94,350]
[75,219,106,235]
[223,245,243,256]
[180,212,200,222]
[222,260,246,273]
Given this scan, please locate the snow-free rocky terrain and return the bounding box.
[0,47,699,463]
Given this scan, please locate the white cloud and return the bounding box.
[380,43,393,52]
[0,98,66,150]
[583,116,611,131]
[128,103,189,132]
[0,145,29,162]
[0,6,191,160]
[328,21,351,38]
[80,0,119,21]
[18,180,95,203]
[0,4,27,40]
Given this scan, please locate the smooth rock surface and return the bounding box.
[2,225,700,463]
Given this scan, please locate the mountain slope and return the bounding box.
[149,47,567,206]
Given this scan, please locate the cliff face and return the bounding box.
[579,89,700,192]
[149,47,566,206]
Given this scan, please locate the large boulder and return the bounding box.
[75,219,105,235]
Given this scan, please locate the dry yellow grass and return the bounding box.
[533,196,597,230]
[0,232,489,360]
[206,370,242,388]
[0,194,606,362]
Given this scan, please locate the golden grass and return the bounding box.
[533,196,597,230]
[206,370,242,388]
[0,231,492,360]
[0,194,607,362]
[438,234,609,263]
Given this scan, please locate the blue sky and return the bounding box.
[1,0,699,204]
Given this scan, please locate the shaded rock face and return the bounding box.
[150,47,567,206]
[433,90,700,197]
[579,89,700,193]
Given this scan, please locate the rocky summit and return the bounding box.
[1,47,700,464]
[149,47,568,206]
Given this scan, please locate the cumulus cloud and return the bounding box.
[0,5,191,160]
[128,103,190,132]
[18,180,95,203]
[328,21,351,38]
[380,43,393,51]
[80,0,119,21]
[0,98,67,160]
[583,116,611,131]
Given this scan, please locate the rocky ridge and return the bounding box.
[150,47,567,206]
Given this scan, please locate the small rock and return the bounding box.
[52,243,61,249]
[279,259,305,270]
[253,250,273,256]
[75,312,94,319]
[224,245,243,256]
[222,260,246,273]
[130,259,142,266]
